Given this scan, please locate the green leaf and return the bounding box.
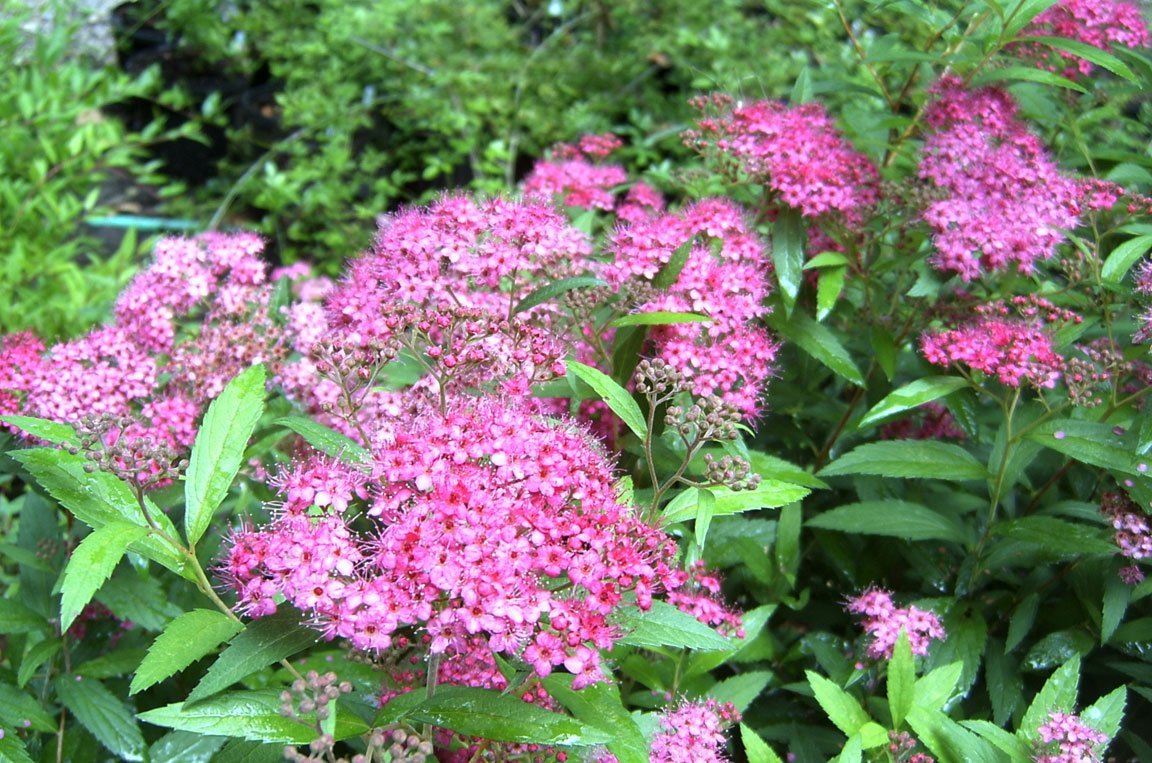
[773,208,805,311]
[1003,0,1062,37]
[741,724,785,763]
[819,441,986,481]
[1102,573,1130,644]
[962,720,1031,761]
[807,500,968,544]
[185,364,266,545]
[985,642,1023,727]
[791,65,814,103]
[1006,594,1040,653]
[770,310,863,385]
[274,416,370,465]
[974,65,1087,93]
[55,676,146,762]
[806,671,871,736]
[0,415,78,446]
[60,522,149,631]
[512,276,605,315]
[803,252,849,270]
[651,238,695,289]
[188,609,317,702]
[139,691,361,744]
[695,487,716,548]
[816,267,846,321]
[662,481,810,522]
[0,598,50,636]
[1081,685,1126,741]
[75,649,147,679]
[775,502,802,586]
[212,739,285,763]
[608,311,712,328]
[17,639,61,688]
[747,451,828,489]
[1022,35,1137,82]
[1101,235,1152,285]
[1020,655,1080,740]
[132,609,245,695]
[617,600,732,651]
[710,671,772,713]
[994,517,1117,558]
[147,731,227,763]
[406,686,611,746]
[913,662,964,711]
[859,377,969,428]
[0,733,34,763]
[0,682,57,732]
[888,631,915,728]
[907,706,1002,763]
[567,361,647,441]
[10,448,190,578]
[543,675,647,763]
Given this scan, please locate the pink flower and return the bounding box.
[686,94,879,223]
[1015,0,1150,79]
[846,587,946,659]
[1034,710,1109,763]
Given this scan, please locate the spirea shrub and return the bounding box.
[4,1,1152,762]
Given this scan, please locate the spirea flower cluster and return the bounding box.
[918,77,1107,280]
[1101,490,1152,583]
[920,298,1079,389]
[1017,0,1150,78]
[686,94,880,222]
[846,587,946,660]
[1033,710,1109,763]
[224,397,708,688]
[599,198,780,417]
[0,232,292,485]
[592,699,740,763]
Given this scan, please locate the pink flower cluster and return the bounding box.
[600,198,780,417]
[1101,491,1151,583]
[686,94,880,222]
[523,134,630,212]
[593,699,740,763]
[1017,0,1150,79]
[1034,710,1109,763]
[1,233,293,483]
[665,560,744,638]
[919,77,1110,280]
[846,587,946,660]
[921,298,1076,389]
[224,397,701,689]
[881,402,966,441]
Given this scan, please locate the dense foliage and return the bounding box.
[3,1,1152,762]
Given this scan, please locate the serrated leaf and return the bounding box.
[147,731,227,763]
[1102,573,1130,644]
[0,682,57,732]
[185,364,266,545]
[709,671,772,713]
[10,448,190,578]
[60,523,149,631]
[974,65,1087,93]
[773,208,805,311]
[75,649,147,679]
[816,267,846,321]
[56,676,146,762]
[1022,630,1092,671]
[1006,594,1039,653]
[1081,685,1126,740]
[274,416,369,465]
[994,517,1117,558]
[985,641,1024,726]
[0,415,78,446]
[212,739,285,763]
[132,609,245,694]
[17,639,60,688]
[1003,0,1062,37]
[962,719,1031,761]
[188,609,317,702]
[819,441,986,481]
[888,631,915,728]
[747,451,829,489]
[407,686,611,746]
[806,671,871,736]
[1023,35,1137,81]
[907,706,1002,763]
[0,598,50,635]
[568,361,646,441]
[512,276,605,315]
[0,733,34,763]
[662,481,810,522]
[608,311,712,328]
[807,500,968,543]
[651,238,695,289]
[770,311,863,385]
[913,662,964,711]
[741,723,785,763]
[803,252,849,270]
[617,600,731,651]
[543,675,647,763]
[1102,235,1152,285]
[859,377,969,428]
[1020,655,1080,740]
[139,691,363,743]
[1027,420,1146,475]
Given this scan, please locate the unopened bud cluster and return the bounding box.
[280,671,354,763]
[74,414,188,490]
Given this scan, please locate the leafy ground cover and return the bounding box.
[3,1,1152,762]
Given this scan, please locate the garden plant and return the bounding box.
[3,0,1152,762]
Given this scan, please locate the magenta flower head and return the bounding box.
[593,698,740,763]
[919,77,1091,280]
[1034,710,1110,763]
[686,94,879,223]
[846,587,946,660]
[1016,0,1150,79]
